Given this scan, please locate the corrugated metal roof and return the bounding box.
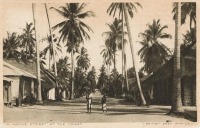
[3,61,37,79]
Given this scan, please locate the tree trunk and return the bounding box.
[170,2,184,113]
[121,9,125,91]
[114,50,116,71]
[124,5,146,105]
[71,50,75,100]
[124,42,129,91]
[45,3,58,100]
[49,52,51,70]
[32,3,43,104]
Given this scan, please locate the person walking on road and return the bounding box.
[101,94,107,113]
[86,90,93,114]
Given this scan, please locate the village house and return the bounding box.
[129,43,196,106]
[3,59,69,106]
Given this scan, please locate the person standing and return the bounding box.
[86,90,93,114]
[101,94,107,113]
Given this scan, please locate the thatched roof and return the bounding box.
[3,76,13,82]
[3,59,61,90]
[3,61,37,79]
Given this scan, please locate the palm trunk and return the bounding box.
[124,42,129,91]
[170,2,184,113]
[49,52,51,70]
[32,3,43,104]
[114,50,116,71]
[121,9,125,91]
[107,64,109,76]
[124,5,146,105]
[71,50,75,100]
[45,3,58,99]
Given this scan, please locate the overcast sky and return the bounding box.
[2,1,190,74]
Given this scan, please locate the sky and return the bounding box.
[2,1,190,75]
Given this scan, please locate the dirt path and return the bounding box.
[3,91,193,123]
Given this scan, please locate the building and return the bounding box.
[3,61,38,105]
[3,59,69,105]
[129,43,196,106]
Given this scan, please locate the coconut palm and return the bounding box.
[172,2,196,31]
[56,56,70,78]
[170,2,184,114]
[102,18,122,71]
[3,32,21,58]
[76,47,90,71]
[20,22,36,59]
[100,45,113,76]
[107,3,146,105]
[97,65,109,92]
[41,34,62,70]
[182,27,196,48]
[87,66,96,91]
[51,3,94,99]
[138,19,172,74]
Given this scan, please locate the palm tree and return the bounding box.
[138,19,172,74]
[170,2,184,114]
[3,32,21,58]
[87,66,96,91]
[20,22,36,59]
[107,3,146,105]
[172,2,196,31]
[41,34,62,70]
[51,3,94,99]
[97,65,109,92]
[107,3,125,90]
[103,18,122,71]
[76,47,90,71]
[100,45,113,76]
[32,3,43,104]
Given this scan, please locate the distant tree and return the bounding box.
[55,56,70,79]
[87,66,97,91]
[3,32,21,58]
[74,67,88,97]
[20,22,36,59]
[100,45,113,75]
[76,47,90,71]
[41,34,62,70]
[97,65,109,93]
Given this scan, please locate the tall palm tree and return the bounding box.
[20,22,36,59]
[76,47,90,71]
[107,3,125,90]
[103,18,122,71]
[3,32,21,58]
[107,3,146,105]
[32,3,43,104]
[170,2,184,114]
[51,3,94,99]
[172,2,196,31]
[138,19,172,74]
[44,3,61,99]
